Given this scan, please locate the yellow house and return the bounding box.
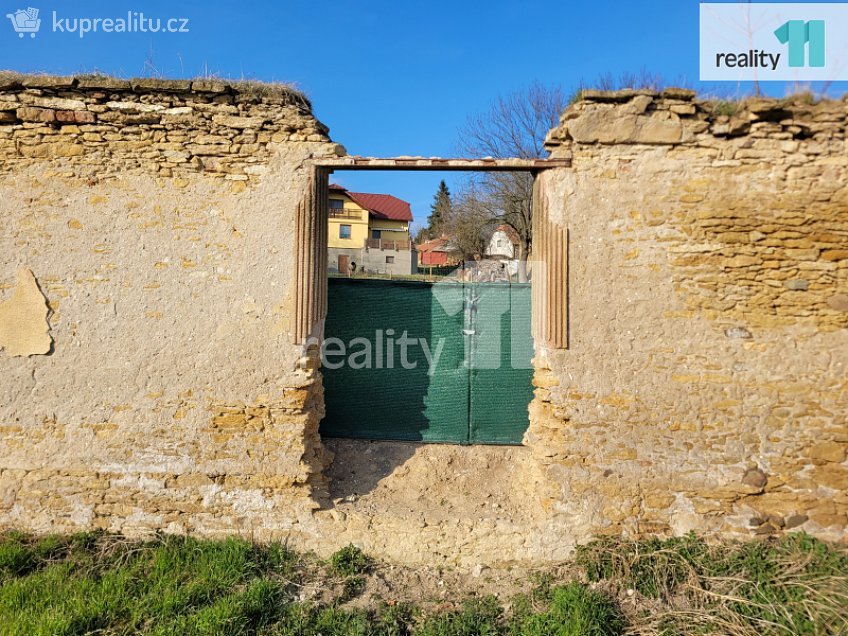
[327,184,417,275]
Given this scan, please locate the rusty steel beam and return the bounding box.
[311,156,571,171]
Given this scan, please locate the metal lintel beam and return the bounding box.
[310,156,571,172]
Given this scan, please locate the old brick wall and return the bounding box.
[0,75,340,538]
[530,90,848,544]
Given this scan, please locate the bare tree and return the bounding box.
[456,81,569,282]
[443,184,493,260]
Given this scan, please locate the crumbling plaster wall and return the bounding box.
[529,89,848,545]
[0,75,341,537]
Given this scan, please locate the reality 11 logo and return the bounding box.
[774,20,825,67]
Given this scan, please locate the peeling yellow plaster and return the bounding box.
[0,269,52,356]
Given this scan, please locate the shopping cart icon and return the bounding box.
[6,7,41,38]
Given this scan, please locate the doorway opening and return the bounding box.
[292,157,569,447]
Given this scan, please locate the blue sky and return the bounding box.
[2,0,845,231]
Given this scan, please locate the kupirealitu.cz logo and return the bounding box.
[6,6,190,39]
[700,3,848,81]
[6,7,40,37]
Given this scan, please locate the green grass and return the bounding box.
[0,532,300,636]
[576,532,848,635]
[1,531,845,636]
[707,99,740,117]
[330,544,370,578]
[511,582,624,636]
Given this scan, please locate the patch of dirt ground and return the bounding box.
[307,439,566,571]
[324,439,545,524]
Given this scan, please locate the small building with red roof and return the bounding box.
[416,236,461,266]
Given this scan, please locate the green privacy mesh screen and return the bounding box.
[321,278,532,445]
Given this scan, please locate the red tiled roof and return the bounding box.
[416,237,443,252]
[495,224,520,245]
[416,238,441,253]
[328,184,413,222]
[416,236,457,253]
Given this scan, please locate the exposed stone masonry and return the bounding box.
[0,76,846,564]
[0,74,340,545]
[527,89,848,546]
[0,73,342,182]
[546,89,848,331]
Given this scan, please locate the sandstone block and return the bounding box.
[174,473,214,488]
[163,151,190,163]
[809,512,847,528]
[809,441,846,463]
[826,294,848,311]
[0,477,19,510]
[162,115,197,125]
[783,279,809,291]
[821,249,848,261]
[163,107,193,116]
[131,78,192,92]
[188,143,231,155]
[717,232,750,243]
[76,76,131,90]
[20,95,86,110]
[745,98,788,115]
[119,114,162,125]
[191,80,229,93]
[194,134,231,145]
[644,493,676,509]
[212,114,267,129]
[625,94,653,114]
[581,89,655,102]
[0,74,22,90]
[19,144,50,158]
[105,101,165,113]
[812,464,848,490]
[711,117,750,136]
[568,110,637,143]
[50,143,85,157]
[662,88,696,100]
[21,75,75,88]
[17,107,55,122]
[670,103,696,115]
[55,110,95,124]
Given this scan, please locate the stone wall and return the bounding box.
[529,89,848,544]
[1,74,846,564]
[0,75,339,538]
[0,72,343,182]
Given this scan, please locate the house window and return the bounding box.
[339,224,351,239]
[371,229,382,240]
[385,256,395,264]
[329,199,344,210]
[497,239,504,247]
